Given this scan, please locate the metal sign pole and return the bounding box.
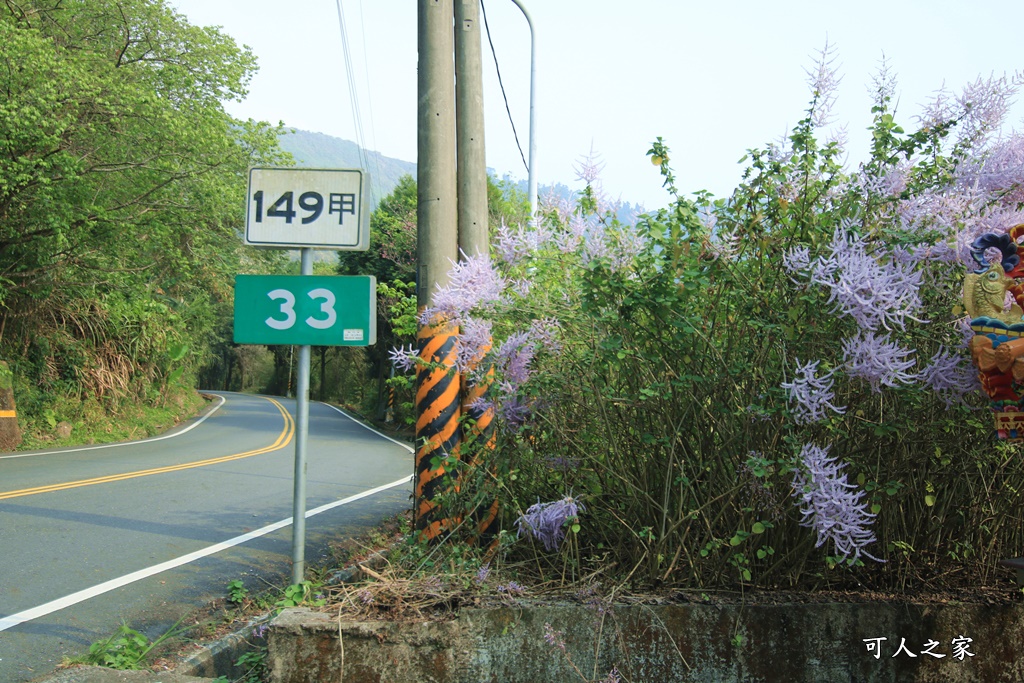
[237,166,373,584]
[291,247,313,585]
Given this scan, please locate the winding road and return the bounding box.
[0,392,413,682]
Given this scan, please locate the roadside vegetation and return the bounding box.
[0,0,288,445]
[386,49,1024,596]
[16,387,206,450]
[9,3,1024,678]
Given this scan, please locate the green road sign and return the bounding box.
[233,275,376,346]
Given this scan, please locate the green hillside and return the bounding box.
[278,128,416,204]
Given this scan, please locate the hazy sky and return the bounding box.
[167,0,1024,210]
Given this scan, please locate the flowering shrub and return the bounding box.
[403,50,1024,590]
[791,443,881,563]
[516,497,586,552]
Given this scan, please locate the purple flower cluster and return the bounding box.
[510,278,532,297]
[495,220,550,267]
[555,214,588,254]
[581,223,613,263]
[952,74,1022,149]
[706,230,742,261]
[890,242,961,268]
[529,317,562,355]
[960,133,1024,207]
[809,229,926,331]
[781,359,846,425]
[420,253,506,326]
[783,246,812,275]
[388,343,418,372]
[841,332,917,391]
[392,254,513,379]
[574,147,606,186]
[791,443,883,563]
[610,225,649,269]
[915,73,1022,148]
[456,316,492,372]
[918,346,981,406]
[804,40,841,128]
[496,332,535,386]
[858,162,910,201]
[466,331,541,430]
[515,496,585,552]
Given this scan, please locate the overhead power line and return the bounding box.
[480,0,529,174]
[356,0,383,201]
[335,0,382,206]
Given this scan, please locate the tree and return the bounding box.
[0,0,287,433]
[337,174,417,283]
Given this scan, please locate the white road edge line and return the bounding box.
[321,402,415,453]
[0,474,413,633]
[0,394,228,460]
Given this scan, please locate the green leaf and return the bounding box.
[167,343,189,362]
[751,522,766,534]
[924,494,936,507]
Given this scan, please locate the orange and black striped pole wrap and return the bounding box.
[462,358,498,541]
[414,320,461,540]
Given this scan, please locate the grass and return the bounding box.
[16,388,207,450]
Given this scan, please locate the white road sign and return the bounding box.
[245,167,370,250]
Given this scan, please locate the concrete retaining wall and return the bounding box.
[267,601,1024,683]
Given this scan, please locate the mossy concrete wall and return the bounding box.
[267,601,1024,683]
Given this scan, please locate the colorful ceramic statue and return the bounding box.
[964,225,1024,439]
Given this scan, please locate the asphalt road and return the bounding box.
[0,392,414,682]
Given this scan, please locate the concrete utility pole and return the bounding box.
[417,0,458,308]
[455,0,497,543]
[455,0,488,256]
[415,0,460,540]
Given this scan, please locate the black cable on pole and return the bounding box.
[480,0,529,174]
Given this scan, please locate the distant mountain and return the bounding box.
[277,129,416,204]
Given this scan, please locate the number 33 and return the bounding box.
[266,288,337,330]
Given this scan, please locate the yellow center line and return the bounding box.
[0,397,295,501]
